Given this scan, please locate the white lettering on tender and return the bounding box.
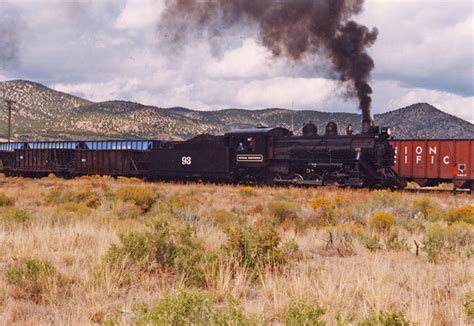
[443,156,450,165]
[429,147,437,155]
[416,146,423,155]
[431,156,435,164]
[416,156,422,164]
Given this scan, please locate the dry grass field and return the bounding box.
[0,175,472,325]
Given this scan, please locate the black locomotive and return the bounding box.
[0,121,405,189]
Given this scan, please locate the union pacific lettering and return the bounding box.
[393,145,449,165]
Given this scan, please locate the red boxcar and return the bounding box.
[390,139,474,189]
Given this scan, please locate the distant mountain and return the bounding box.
[375,103,473,139]
[0,80,472,141]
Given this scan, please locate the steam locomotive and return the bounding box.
[0,121,405,189]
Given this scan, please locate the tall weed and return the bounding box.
[6,258,69,304]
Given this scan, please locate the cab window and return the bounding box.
[236,137,255,153]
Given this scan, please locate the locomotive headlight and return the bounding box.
[381,127,392,137]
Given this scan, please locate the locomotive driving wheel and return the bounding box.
[290,173,304,185]
[266,174,282,185]
[370,183,383,190]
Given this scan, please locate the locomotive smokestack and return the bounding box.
[362,119,371,134]
[160,0,378,119]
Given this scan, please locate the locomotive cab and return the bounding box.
[225,127,292,170]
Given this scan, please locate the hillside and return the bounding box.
[0,80,472,140]
[375,103,473,139]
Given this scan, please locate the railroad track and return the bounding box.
[403,187,472,194]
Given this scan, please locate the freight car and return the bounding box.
[390,139,474,190]
[0,122,405,189]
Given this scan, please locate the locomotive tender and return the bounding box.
[0,121,405,189]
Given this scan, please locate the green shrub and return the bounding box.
[45,188,101,209]
[115,186,159,213]
[223,220,288,272]
[44,189,67,205]
[0,192,14,206]
[369,212,396,232]
[98,218,211,287]
[363,235,382,252]
[464,291,474,320]
[281,239,301,260]
[163,196,198,222]
[412,197,434,219]
[6,258,69,303]
[207,209,240,227]
[422,222,474,262]
[111,201,142,220]
[56,203,92,216]
[283,300,325,326]
[73,190,101,209]
[359,309,412,326]
[446,206,474,225]
[133,290,255,325]
[384,232,408,251]
[371,190,401,207]
[268,200,298,222]
[1,208,31,229]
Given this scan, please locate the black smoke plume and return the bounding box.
[161,0,378,121]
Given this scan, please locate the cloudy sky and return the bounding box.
[0,0,473,122]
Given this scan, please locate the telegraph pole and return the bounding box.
[5,99,15,143]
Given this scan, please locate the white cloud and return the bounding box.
[206,38,280,80]
[235,77,340,109]
[115,0,163,30]
[360,0,474,95]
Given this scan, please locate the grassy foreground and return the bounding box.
[0,175,472,325]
